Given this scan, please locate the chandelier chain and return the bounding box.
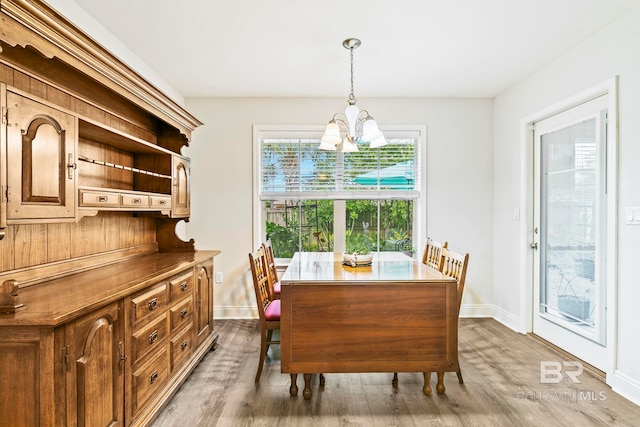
[349,46,356,104]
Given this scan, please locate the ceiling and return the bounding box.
[69,0,640,99]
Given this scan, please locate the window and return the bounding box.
[253,125,426,258]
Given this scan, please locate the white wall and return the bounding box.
[493,6,640,404]
[183,97,494,319]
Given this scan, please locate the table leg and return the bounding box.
[422,372,432,396]
[319,373,325,387]
[392,372,398,388]
[303,374,312,400]
[289,374,298,396]
[436,372,446,394]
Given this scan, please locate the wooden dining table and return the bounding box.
[279,251,458,400]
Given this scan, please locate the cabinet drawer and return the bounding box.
[79,190,119,207]
[131,347,169,417]
[121,194,150,208]
[169,271,194,301]
[170,323,194,372]
[131,315,169,364]
[150,196,171,209]
[170,296,193,333]
[131,284,167,325]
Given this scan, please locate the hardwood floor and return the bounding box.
[152,319,640,426]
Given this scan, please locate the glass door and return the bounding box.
[532,95,608,369]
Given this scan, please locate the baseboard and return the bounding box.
[609,369,640,406]
[489,304,522,333]
[214,305,256,319]
[459,303,493,318]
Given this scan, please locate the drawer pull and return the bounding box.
[180,281,188,291]
[148,298,157,311]
[149,371,158,384]
[181,340,188,351]
[133,198,142,204]
[159,200,167,205]
[97,195,108,202]
[148,330,158,344]
[180,308,188,318]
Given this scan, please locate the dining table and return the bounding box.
[279,251,459,400]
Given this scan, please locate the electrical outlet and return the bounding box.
[215,272,223,283]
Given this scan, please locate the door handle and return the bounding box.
[530,242,538,250]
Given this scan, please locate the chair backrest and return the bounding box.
[421,238,448,270]
[248,247,273,323]
[440,247,469,311]
[262,240,279,291]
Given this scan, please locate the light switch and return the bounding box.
[215,272,223,283]
[626,207,640,225]
[627,207,635,223]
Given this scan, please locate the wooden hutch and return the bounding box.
[0,1,219,426]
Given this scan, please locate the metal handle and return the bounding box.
[148,298,157,311]
[67,153,76,179]
[159,200,167,205]
[149,371,158,384]
[530,242,538,250]
[148,330,158,344]
[181,341,188,351]
[180,308,188,318]
[180,281,188,292]
[133,198,142,204]
[97,196,108,203]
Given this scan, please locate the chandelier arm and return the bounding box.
[331,113,349,129]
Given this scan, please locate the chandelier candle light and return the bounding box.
[319,38,387,152]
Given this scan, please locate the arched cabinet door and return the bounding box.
[195,260,213,346]
[5,88,76,222]
[171,155,190,218]
[65,302,124,427]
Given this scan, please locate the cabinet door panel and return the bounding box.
[171,155,189,217]
[69,302,123,427]
[195,260,213,346]
[6,90,76,220]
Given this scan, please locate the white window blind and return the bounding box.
[260,135,420,201]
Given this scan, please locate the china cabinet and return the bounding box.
[0,1,218,426]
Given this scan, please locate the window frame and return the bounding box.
[252,124,427,259]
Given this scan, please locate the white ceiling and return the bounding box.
[69,0,640,99]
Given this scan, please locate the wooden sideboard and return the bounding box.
[0,1,218,426]
[0,250,219,427]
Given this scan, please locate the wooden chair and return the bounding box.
[393,244,469,392]
[421,238,448,270]
[249,247,281,382]
[262,240,281,300]
[433,247,469,389]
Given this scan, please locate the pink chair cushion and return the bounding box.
[274,281,281,295]
[264,299,280,321]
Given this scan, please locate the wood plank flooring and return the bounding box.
[151,319,640,426]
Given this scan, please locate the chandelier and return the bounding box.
[319,38,387,152]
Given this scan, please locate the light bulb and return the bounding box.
[361,117,381,142]
[342,137,358,153]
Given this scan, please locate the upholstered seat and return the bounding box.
[264,299,280,321]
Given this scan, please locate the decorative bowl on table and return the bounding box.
[342,252,373,268]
